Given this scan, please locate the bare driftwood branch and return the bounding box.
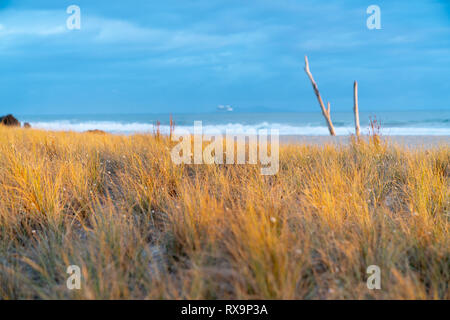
[353,81,360,137]
[304,56,336,136]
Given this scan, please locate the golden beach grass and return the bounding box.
[0,126,448,299]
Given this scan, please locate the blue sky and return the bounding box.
[0,0,449,115]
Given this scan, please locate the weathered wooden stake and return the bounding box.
[353,81,360,137]
[304,56,336,136]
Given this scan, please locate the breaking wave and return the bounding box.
[28,121,450,136]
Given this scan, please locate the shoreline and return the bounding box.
[5,126,449,147]
[280,135,450,147]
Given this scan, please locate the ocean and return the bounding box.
[17,110,450,136]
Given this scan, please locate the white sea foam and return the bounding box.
[28,121,450,136]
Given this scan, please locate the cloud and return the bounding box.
[90,17,265,50]
[0,10,67,38]
[0,8,267,54]
[0,0,449,114]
